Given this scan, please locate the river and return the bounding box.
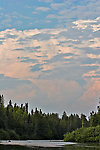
[0,140,100,150]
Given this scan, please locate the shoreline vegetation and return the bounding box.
[64,125,100,143]
[64,103,100,143]
[0,95,100,142]
[64,102,100,143]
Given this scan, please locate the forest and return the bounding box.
[0,94,100,140]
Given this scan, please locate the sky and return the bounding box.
[0,0,100,116]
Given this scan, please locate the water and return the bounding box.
[0,140,100,150]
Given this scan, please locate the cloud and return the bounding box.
[0,76,84,114]
[87,54,100,59]
[36,7,50,11]
[83,69,100,79]
[18,56,38,63]
[0,0,100,116]
[1,84,37,107]
[91,24,100,32]
[51,3,64,10]
[30,64,43,72]
[0,74,30,90]
[81,64,100,67]
[73,17,100,31]
[88,38,100,48]
[77,79,100,114]
[0,0,100,31]
[30,79,83,114]
[0,23,99,83]
[38,0,53,2]
[49,0,100,27]
[47,14,57,19]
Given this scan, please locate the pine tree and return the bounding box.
[0,95,4,107]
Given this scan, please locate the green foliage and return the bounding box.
[90,113,100,127]
[81,114,89,128]
[0,94,100,141]
[64,126,100,143]
[0,129,10,140]
[8,130,20,140]
[89,103,100,127]
[64,101,100,143]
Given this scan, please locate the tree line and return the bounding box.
[0,95,99,140]
[64,102,100,142]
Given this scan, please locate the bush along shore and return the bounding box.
[0,94,100,141]
[64,103,100,143]
[64,125,100,143]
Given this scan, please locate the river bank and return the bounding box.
[64,125,100,143]
[0,140,76,148]
[0,140,100,150]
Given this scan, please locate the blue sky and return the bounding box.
[0,0,100,116]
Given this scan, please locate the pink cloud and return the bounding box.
[79,80,100,106]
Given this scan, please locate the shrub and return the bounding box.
[0,129,10,140]
[64,125,100,143]
[8,130,20,140]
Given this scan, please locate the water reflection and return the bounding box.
[0,144,100,150]
[0,145,31,150]
[64,145,100,150]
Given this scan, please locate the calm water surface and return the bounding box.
[0,140,100,150]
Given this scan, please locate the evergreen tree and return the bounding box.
[81,114,88,128]
[0,95,4,107]
[0,94,99,140]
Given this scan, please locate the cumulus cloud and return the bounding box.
[0,12,100,114]
[0,22,100,83]
[77,80,100,114]
[0,27,74,81]
[28,79,83,113]
[83,70,100,78]
[73,17,100,32]
[87,54,100,59]
[81,64,100,67]
[91,24,100,32]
